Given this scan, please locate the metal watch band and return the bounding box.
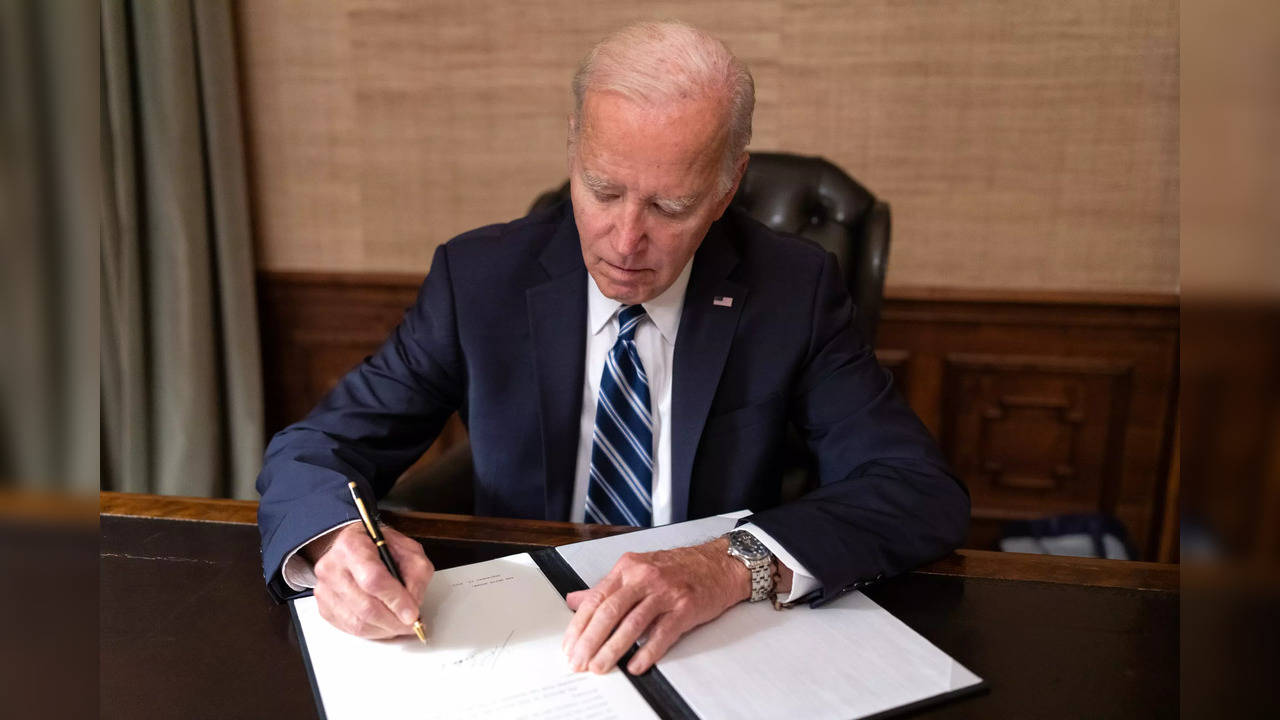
[746,557,773,602]
[726,530,775,602]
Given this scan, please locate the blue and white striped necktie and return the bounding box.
[585,304,653,526]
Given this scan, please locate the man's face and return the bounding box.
[569,91,744,305]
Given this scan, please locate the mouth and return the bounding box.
[601,260,650,277]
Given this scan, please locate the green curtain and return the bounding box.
[100,0,263,499]
[0,0,97,494]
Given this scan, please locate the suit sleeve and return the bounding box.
[742,251,970,607]
[256,245,465,601]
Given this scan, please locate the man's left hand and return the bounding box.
[562,537,749,675]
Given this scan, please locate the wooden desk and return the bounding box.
[100,492,1178,719]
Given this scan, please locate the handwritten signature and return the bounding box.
[439,630,515,672]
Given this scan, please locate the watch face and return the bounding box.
[729,530,770,562]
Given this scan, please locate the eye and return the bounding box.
[653,202,682,217]
[593,191,618,203]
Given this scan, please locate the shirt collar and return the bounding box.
[587,258,693,345]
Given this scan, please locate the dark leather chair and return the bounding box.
[383,152,891,512]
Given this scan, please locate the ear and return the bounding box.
[713,152,750,219]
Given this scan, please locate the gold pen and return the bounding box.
[347,481,427,644]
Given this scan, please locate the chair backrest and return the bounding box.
[529,152,891,345]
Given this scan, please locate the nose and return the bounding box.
[611,200,646,258]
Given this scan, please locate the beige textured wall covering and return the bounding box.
[236,0,1178,293]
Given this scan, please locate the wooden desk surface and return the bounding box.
[100,492,1178,719]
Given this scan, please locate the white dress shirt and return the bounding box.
[284,260,821,602]
[571,261,820,604]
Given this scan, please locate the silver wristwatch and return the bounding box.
[725,530,775,602]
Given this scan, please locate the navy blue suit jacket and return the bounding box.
[257,202,969,603]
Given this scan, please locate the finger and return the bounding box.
[562,575,620,653]
[319,569,404,638]
[588,596,662,674]
[570,583,645,672]
[562,588,604,656]
[349,552,422,627]
[565,589,589,611]
[626,614,685,675]
[385,531,434,602]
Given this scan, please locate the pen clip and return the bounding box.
[347,481,379,538]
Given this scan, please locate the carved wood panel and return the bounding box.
[942,354,1133,519]
[877,291,1178,559]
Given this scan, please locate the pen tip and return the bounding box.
[414,622,427,644]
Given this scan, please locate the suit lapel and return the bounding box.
[527,212,587,522]
[671,220,745,522]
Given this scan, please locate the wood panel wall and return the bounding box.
[234,0,1179,293]
[876,289,1179,557]
[257,272,1179,560]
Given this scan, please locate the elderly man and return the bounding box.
[257,20,968,677]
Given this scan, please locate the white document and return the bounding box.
[555,512,745,586]
[292,553,657,719]
[294,512,982,719]
[557,513,984,720]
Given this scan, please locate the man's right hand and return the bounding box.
[304,522,434,639]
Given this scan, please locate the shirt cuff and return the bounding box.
[280,519,362,592]
[736,522,822,604]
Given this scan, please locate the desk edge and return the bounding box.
[99,492,1179,592]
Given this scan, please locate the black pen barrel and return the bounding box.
[377,544,404,584]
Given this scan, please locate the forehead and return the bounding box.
[577,91,728,188]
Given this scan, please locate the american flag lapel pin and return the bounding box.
[713,295,734,307]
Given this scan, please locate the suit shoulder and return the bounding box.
[429,202,573,297]
[441,203,565,267]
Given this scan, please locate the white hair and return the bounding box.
[569,20,755,196]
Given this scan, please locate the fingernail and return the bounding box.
[399,609,416,624]
[627,660,644,675]
[570,654,586,672]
